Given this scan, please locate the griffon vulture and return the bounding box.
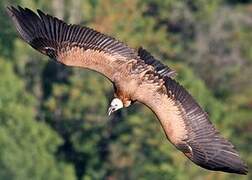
[6,6,248,174]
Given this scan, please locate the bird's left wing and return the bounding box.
[6,6,137,81]
[133,49,248,174]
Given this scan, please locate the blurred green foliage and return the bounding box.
[0,0,251,180]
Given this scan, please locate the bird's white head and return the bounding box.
[108,98,124,116]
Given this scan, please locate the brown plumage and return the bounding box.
[7,6,248,175]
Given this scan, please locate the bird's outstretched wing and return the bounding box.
[133,48,248,174]
[6,6,176,81]
[6,6,138,81]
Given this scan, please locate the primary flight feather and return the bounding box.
[6,6,248,174]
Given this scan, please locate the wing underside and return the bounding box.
[6,6,138,80]
[7,6,178,82]
[135,76,248,174]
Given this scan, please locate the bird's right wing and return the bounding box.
[133,49,248,174]
[6,6,138,82]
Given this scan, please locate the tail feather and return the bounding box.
[7,7,33,42]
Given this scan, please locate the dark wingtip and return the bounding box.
[5,5,16,17]
[188,140,249,175]
[224,159,248,175]
[190,142,249,175]
[6,5,23,14]
[235,162,248,175]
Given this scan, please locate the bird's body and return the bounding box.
[7,6,248,175]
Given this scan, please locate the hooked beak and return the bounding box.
[108,106,116,116]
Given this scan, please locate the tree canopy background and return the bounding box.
[0,0,251,179]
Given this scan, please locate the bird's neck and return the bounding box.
[114,87,132,107]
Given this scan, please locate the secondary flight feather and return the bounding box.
[6,6,248,174]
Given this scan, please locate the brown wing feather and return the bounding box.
[132,64,248,174]
[6,6,137,81]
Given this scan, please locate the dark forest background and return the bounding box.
[0,0,251,179]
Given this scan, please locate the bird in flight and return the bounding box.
[7,6,248,175]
